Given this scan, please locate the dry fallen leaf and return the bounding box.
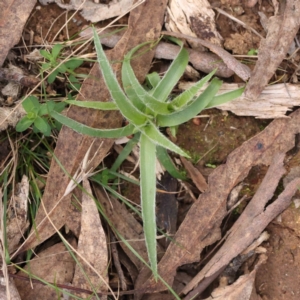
[93,185,165,271]
[14,242,76,300]
[181,157,208,192]
[72,179,108,299]
[244,0,300,100]
[6,175,29,253]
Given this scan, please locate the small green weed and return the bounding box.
[40,44,83,89]
[247,48,258,56]
[16,96,66,136]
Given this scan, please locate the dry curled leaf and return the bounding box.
[14,242,76,300]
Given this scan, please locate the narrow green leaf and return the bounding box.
[146,72,161,89]
[22,96,40,113]
[122,43,150,113]
[16,117,34,132]
[93,27,148,126]
[38,103,48,116]
[157,78,222,127]
[205,87,245,108]
[151,38,189,102]
[143,94,172,114]
[156,146,187,180]
[41,62,51,71]
[57,64,67,73]
[122,48,171,115]
[140,133,158,279]
[51,44,63,60]
[64,59,83,70]
[110,133,140,172]
[52,101,66,113]
[68,74,79,83]
[169,70,216,110]
[65,100,118,110]
[48,69,59,83]
[40,50,52,61]
[46,100,56,113]
[141,123,190,158]
[50,110,135,138]
[122,42,162,112]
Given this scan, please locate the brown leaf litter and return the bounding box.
[135,107,300,297]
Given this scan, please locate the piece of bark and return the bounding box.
[13,0,168,256]
[179,82,300,118]
[161,30,251,81]
[244,0,300,100]
[165,0,222,48]
[0,0,36,66]
[135,106,300,295]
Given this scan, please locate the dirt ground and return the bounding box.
[2,1,300,299]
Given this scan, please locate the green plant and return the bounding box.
[40,44,83,88]
[205,163,217,169]
[16,96,66,136]
[247,48,258,56]
[49,28,244,279]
